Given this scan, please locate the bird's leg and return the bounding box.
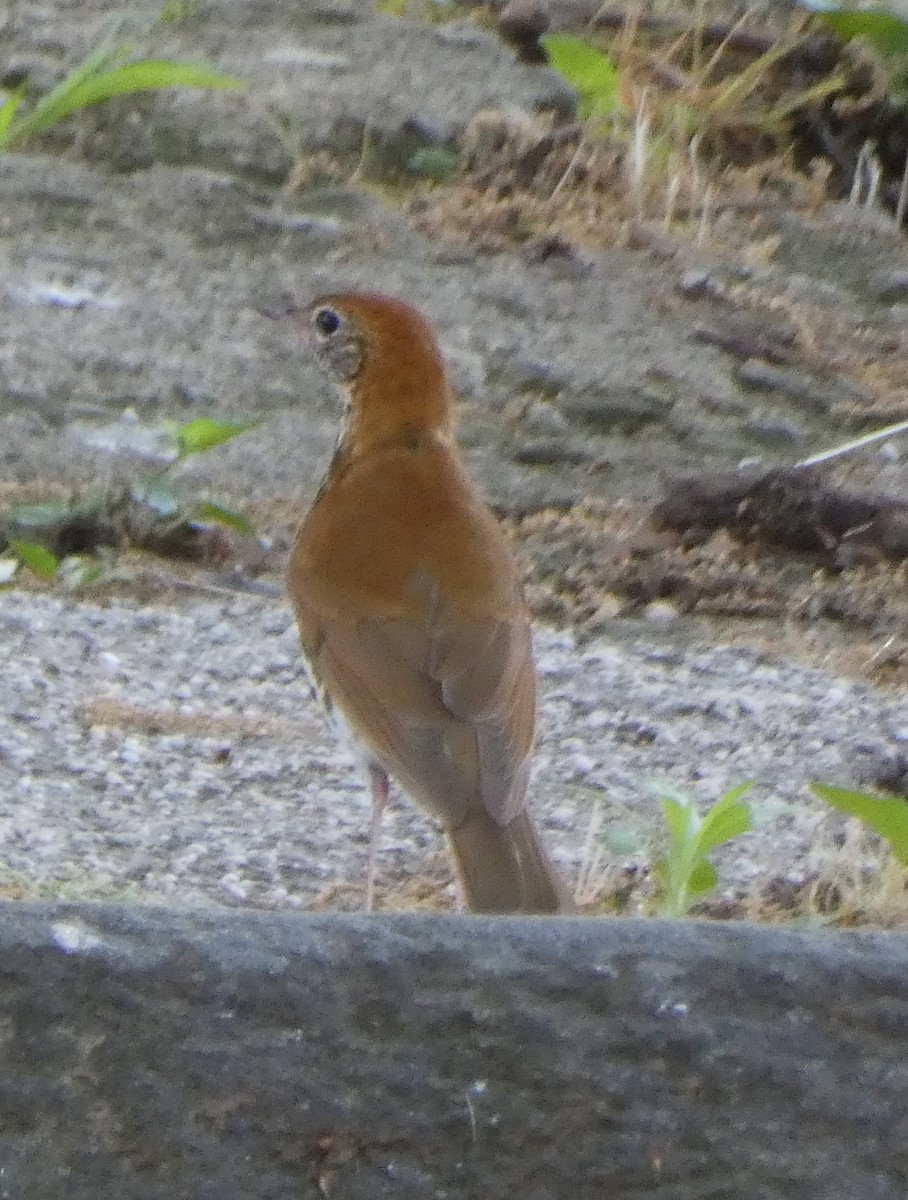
[365,762,390,912]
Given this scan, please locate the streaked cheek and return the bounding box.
[322,334,363,382]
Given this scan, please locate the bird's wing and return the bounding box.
[299,604,534,832]
[429,610,535,826]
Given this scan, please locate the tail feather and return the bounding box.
[446,808,573,914]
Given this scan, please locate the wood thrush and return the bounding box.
[288,291,571,913]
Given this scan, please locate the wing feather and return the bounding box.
[299,603,534,831]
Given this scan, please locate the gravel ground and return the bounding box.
[1,587,904,915]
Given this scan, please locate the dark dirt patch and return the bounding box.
[512,493,908,691]
[652,466,908,566]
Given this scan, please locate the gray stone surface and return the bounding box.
[4,10,908,1191]
[5,589,908,911]
[0,903,906,1199]
[5,0,908,516]
[6,0,577,179]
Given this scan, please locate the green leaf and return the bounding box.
[698,783,753,850]
[687,860,718,896]
[715,781,755,806]
[408,147,459,181]
[699,802,750,850]
[0,84,25,142]
[660,794,697,847]
[541,34,623,120]
[10,539,59,580]
[130,477,180,517]
[814,6,908,57]
[810,783,908,866]
[168,417,256,458]
[195,501,255,535]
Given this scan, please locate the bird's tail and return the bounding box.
[446,808,573,914]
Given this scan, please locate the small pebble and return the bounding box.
[677,270,713,299]
[644,600,679,626]
[0,590,905,914]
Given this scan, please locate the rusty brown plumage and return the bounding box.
[288,292,571,913]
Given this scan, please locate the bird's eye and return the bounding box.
[312,306,342,337]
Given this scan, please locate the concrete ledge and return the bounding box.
[1,904,906,1198]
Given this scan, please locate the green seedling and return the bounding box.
[3,498,113,585]
[541,35,625,121]
[653,782,753,916]
[3,540,105,589]
[0,22,239,151]
[810,783,908,865]
[130,417,259,532]
[1,418,258,587]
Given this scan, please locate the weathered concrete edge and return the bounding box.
[1,902,907,1200]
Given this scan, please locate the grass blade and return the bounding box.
[8,59,239,146]
[5,24,125,146]
[61,60,240,109]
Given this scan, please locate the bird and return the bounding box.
[287,290,572,914]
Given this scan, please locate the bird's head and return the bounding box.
[304,292,454,451]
